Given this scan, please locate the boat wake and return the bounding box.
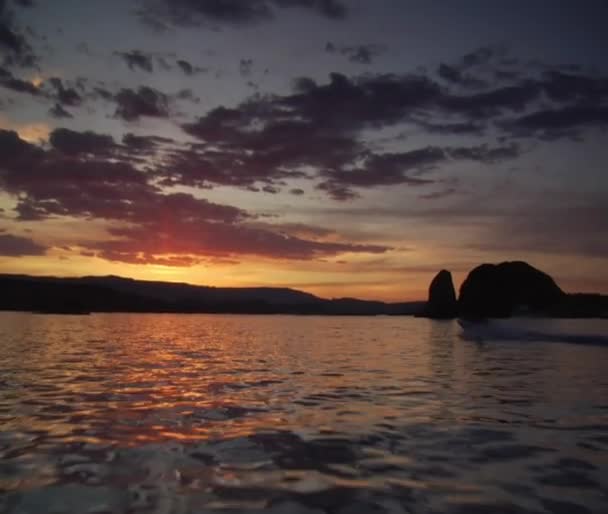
[458,319,608,346]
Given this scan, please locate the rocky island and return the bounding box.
[424,261,608,319]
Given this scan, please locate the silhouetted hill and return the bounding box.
[0,274,423,316]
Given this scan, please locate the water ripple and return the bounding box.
[0,313,607,513]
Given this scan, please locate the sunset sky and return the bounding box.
[1,0,607,301]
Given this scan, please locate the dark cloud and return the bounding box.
[122,133,174,150]
[279,0,346,19]
[506,105,608,139]
[418,187,457,201]
[461,45,506,70]
[446,143,520,162]
[439,81,541,118]
[93,86,114,101]
[176,59,194,75]
[137,0,347,29]
[0,0,37,67]
[434,46,520,91]
[0,21,22,54]
[325,42,386,65]
[175,87,200,103]
[83,217,388,265]
[318,148,441,200]
[491,70,608,138]
[116,50,154,72]
[262,184,278,194]
[437,63,487,89]
[48,77,82,106]
[0,128,43,167]
[167,70,535,199]
[0,129,387,263]
[317,144,518,200]
[0,233,46,256]
[176,59,206,75]
[414,119,485,135]
[239,58,253,77]
[114,86,170,121]
[541,71,608,103]
[0,66,39,95]
[0,129,149,223]
[49,102,72,118]
[49,128,117,156]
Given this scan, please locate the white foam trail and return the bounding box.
[458,319,608,346]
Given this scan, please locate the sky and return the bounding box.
[0,0,607,301]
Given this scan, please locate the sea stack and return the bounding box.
[458,261,565,318]
[425,269,457,318]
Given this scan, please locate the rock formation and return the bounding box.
[425,269,457,318]
[458,261,565,318]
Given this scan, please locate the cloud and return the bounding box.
[49,128,117,156]
[446,143,520,162]
[435,45,513,90]
[0,0,37,67]
[176,59,192,74]
[0,21,22,55]
[0,127,43,164]
[165,70,532,199]
[418,187,457,201]
[0,129,388,263]
[0,66,40,95]
[239,58,253,77]
[0,0,38,67]
[0,233,46,256]
[437,63,487,89]
[137,0,348,29]
[325,42,386,65]
[176,59,208,76]
[506,105,608,139]
[49,102,72,118]
[317,144,518,200]
[460,46,505,69]
[0,128,153,222]
[413,119,485,135]
[122,132,174,150]
[93,86,114,101]
[116,50,154,72]
[83,217,389,265]
[317,148,441,200]
[114,86,170,121]
[439,82,541,118]
[47,77,83,106]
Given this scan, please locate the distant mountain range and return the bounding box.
[0,274,424,315]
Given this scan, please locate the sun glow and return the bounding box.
[31,76,44,88]
[0,116,51,143]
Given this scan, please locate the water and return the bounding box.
[1,313,607,514]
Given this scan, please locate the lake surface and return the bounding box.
[1,313,607,514]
